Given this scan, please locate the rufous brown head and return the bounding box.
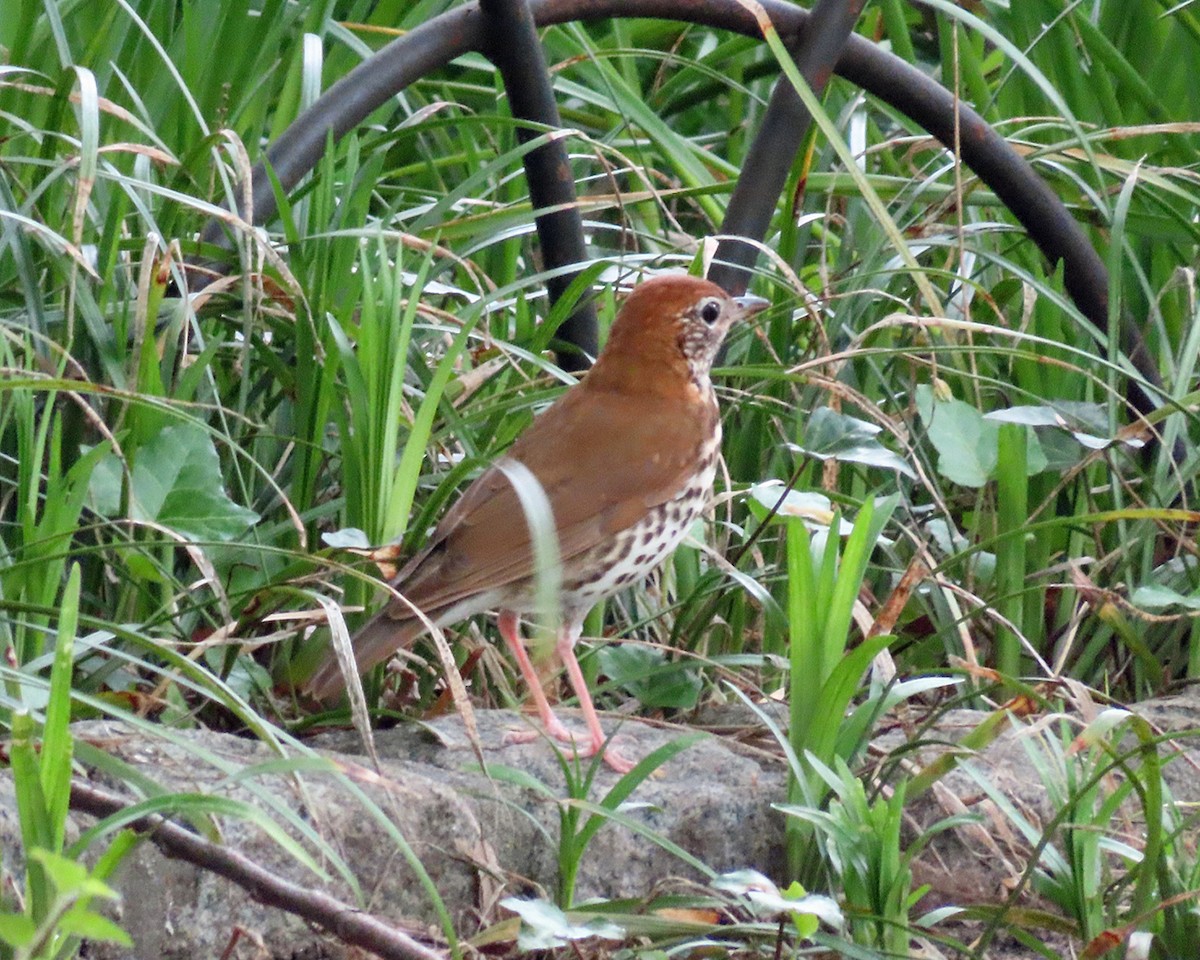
[588,274,769,394]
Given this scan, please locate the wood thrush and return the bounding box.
[306,274,769,771]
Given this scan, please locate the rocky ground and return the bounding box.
[7,688,1198,958]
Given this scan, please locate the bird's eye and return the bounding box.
[699,298,722,325]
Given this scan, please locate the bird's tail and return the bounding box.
[303,608,428,703]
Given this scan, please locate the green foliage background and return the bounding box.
[4,0,1200,955]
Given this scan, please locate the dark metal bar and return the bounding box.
[195,0,1159,414]
[478,0,598,368]
[708,0,866,296]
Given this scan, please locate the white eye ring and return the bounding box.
[699,298,722,325]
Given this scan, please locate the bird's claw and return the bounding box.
[502,720,577,746]
[503,724,635,773]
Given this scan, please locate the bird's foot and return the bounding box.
[595,741,636,774]
[503,722,635,774]
[503,715,578,746]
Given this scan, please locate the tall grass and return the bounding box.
[3,0,1200,955]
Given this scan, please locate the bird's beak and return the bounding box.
[732,294,770,317]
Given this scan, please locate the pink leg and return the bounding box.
[557,619,635,774]
[497,609,574,742]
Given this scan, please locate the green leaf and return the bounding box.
[0,912,36,947]
[711,871,842,933]
[596,645,701,709]
[28,850,94,897]
[792,407,916,478]
[983,405,1062,427]
[501,898,624,949]
[321,527,372,549]
[1035,429,1087,472]
[124,552,169,583]
[984,405,1138,454]
[747,483,853,534]
[1130,583,1200,611]
[41,564,80,853]
[90,423,259,542]
[10,711,53,917]
[56,905,133,946]
[916,384,997,488]
[781,880,820,938]
[69,794,326,880]
[86,448,122,516]
[89,829,141,884]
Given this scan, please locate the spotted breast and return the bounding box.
[558,428,721,613]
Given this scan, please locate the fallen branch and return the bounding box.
[69,780,447,960]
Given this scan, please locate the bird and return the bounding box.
[305,273,769,772]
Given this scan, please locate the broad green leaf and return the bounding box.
[1036,429,1087,472]
[747,483,854,534]
[792,407,916,478]
[712,868,781,898]
[983,405,1063,427]
[89,423,259,542]
[782,880,821,939]
[29,849,104,897]
[87,449,122,516]
[984,405,1140,454]
[1047,401,1109,434]
[0,912,36,947]
[711,871,841,932]
[596,645,701,710]
[916,386,1046,486]
[916,384,998,487]
[321,527,372,549]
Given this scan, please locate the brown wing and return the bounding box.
[386,381,717,617]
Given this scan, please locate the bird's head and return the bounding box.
[589,274,769,393]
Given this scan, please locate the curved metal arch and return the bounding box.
[200,0,1154,411]
[478,0,598,368]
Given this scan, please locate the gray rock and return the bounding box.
[55,711,786,958]
[9,692,1193,958]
